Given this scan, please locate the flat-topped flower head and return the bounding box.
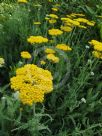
[48,29,63,36]
[49,19,57,24]
[46,54,59,63]
[56,44,72,51]
[89,40,102,51]
[60,25,72,32]
[33,22,41,25]
[45,48,56,54]
[18,0,28,3]
[48,14,58,19]
[10,64,53,105]
[51,8,58,12]
[92,51,102,59]
[21,51,31,59]
[27,36,48,44]
[40,60,46,65]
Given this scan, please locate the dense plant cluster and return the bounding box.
[0,0,102,136]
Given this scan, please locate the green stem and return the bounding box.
[33,103,36,116]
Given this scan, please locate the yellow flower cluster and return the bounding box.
[40,60,46,65]
[49,19,57,24]
[56,44,72,51]
[61,13,95,30]
[33,22,41,25]
[89,40,102,51]
[74,18,95,26]
[48,14,58,19]
[0,57,5,67]
[21,51,31,59]
[27,36,48,44]
[89,40,102,59]
[45,48,56,54]
[67,13,85,18]
[92,51,102,59]
[60,25,72,32]
[48,29,63,36]
[52,8,58,12]
[18,0,28,3]
[46,54,59,63]
[10,64,53,105]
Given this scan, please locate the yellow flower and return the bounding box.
[86,21,95,26]
[21,51,31,59]
[33,22,41,25]
[61,18,69,21]
[61,18,80,26]
[10,64,53,105]
[40,60,46,65]
[94,44,102,51]
[46,54,59,63]
[0,57,5,67]
[45,48,56,54]
[74,18,89,23]
[18,0,28,3]
[56,44,72,51]
[27,36,48,44]
[74,18,95,26]
[92,51,102,59]
[48,29,63,36]
[69,13,85,17]
[89,40,101,46]
[52,8,58,12]
[89,40,102,51]
[78,25,87,29]
[48,14,58,19]
[60,25,72,32]
[49,19,57,24]
[45,17,50,20]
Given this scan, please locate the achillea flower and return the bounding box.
[89,40,101,46]
[33,22,41,25]
[78,25,87,29]
[0,57,5,67]
[45,17,50,20]
[56,44,72,51]
[60,25,72,32]
[69,13,85,17]
[86,21,95,26]
[74,18,89,23]
[46,54,59,63]
[61,18,69,21]
[52,8,58,12]
[48,14,58,19]
[21,51,31,59]
[74,18,95,26]
[10,64,53,105]
[40,60,46,65]
[49,19,57,24]
[27,36,48,44]
[45,48,56,54]
[61,18,80,26]
[48,29,63,36]
[92,51,102,59]
[94,44,102,51]
[89,40,102,51]
[18,0,28,3]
